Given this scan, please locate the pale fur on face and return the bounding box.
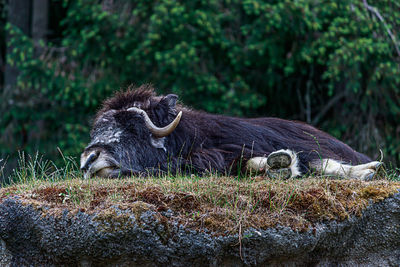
[90,128,122,145]
[80,148,119,179]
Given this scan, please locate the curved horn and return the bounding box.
[127,107,182,138]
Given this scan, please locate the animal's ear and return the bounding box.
[160,94,178,109]
[153,94,179,121]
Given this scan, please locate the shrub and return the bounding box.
[1,0,399,168]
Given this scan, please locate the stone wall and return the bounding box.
[1,193,400,266]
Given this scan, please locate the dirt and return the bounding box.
[1,177,399,235]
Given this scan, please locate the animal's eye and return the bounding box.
[132,113,143,119]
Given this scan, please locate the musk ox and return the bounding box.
[80,85,382,180]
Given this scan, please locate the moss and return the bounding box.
[32,186,68,204]
[359,186,395,202]
[1,176,399,235]
[94,206,135,233]
[93,201,157,233]
[128,201,155,221]
[0,187,17,203]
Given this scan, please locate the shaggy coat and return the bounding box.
[81,85,371,177]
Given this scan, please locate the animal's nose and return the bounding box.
[80,151,100,171]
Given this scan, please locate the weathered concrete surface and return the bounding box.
[1,193,400,266]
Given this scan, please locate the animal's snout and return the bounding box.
[80,149,120,179]
[80,151,100,172]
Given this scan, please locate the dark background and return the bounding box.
[1,0,399,180]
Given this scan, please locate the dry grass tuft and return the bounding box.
[1,176,399,235]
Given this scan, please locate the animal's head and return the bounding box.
[80,86,182,178]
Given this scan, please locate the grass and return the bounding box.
[1,153,400,236]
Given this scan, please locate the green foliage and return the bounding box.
[0,0,6,84]
[1,0,400,167]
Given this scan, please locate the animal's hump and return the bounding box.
[99,84,156,113]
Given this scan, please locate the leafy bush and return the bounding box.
[0,0,6,85]
[1,0,399,168]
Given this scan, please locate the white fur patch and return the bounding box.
[311,159,380,180]
[246,157,268,171]
[270,149,301,177]
[81,150,119,178]
[150,136,166,152]
[247,149,301,178]
[90,128,122,145]
[248,150,381,180]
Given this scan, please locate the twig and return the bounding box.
[305,83,311,124]
[296,80,306,120]
[362,0,400,58]
[378,148,384,162]
[312,91,346,125]
[305,66,314,124]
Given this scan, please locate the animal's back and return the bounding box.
[247,117,371,164]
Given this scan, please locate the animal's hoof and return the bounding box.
[364,172,376,181]
[375,162,384,170]
[266,168,292,180]
[267,151,292,169]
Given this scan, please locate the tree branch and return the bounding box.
[363,0,400,58]
[312,91,346,126]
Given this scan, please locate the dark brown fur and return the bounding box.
[86,85,371,176]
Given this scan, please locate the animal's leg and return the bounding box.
[310,159,383,180]
[266,150,292,168]
[246,157,269,172]
[246,149,301,179]
[267,149,302,179]
[347,161,383,180]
